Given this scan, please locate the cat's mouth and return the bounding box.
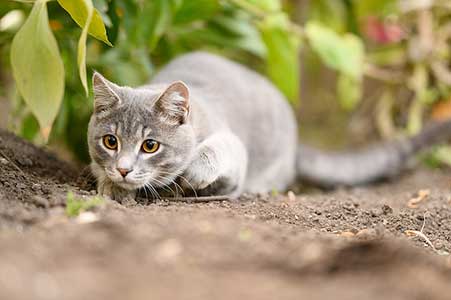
[109,177,145,190]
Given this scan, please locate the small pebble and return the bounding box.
[287,191,296,201]
[382,205,393,215]
[434,240,445,250]
[356,228,377,240]
[18,157,33,167]
[31,196,49,208]
[340,231,355,238]
[76,212,99,224]
[16,183,26,190]
[77,190,91,196]
[31,183,41,191]
[370,209,382,217]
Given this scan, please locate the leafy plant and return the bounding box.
[1,0,451,165]
[1,0,300,160]
[65,191,104,217]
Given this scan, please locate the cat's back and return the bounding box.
[152,51,256,86]
[151,51,296,132]
[152,51,269,97]
[152,52,298,191]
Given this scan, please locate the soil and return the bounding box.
[1,128,451,300]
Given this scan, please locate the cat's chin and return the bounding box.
[113,180,143,190]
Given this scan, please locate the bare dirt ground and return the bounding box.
[1,129,451,300]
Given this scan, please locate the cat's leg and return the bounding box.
[99,180,137,204]
[181,131,248,196]
[91,162,137,204]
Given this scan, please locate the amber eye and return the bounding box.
[103,135,118,150]
[142,139,159,153]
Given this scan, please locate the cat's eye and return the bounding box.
[103,135,118,150]
[142,139,160,153]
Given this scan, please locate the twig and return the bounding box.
[0,149,24,175]
[166,195,230,203]
[139,195,231,203]
[431,61,451,85]
[364,63,406,84]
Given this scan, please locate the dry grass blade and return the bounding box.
[408,189,430,208]
[405,230,436,251]
[404,213,439,253]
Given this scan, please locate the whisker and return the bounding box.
[141,184,149,201]
[149,183,161,200]
[158,170,198,199]
[144,185,156,200]
[145,182,161,200]
[169,178,185,197]
[156,175,186,198]
[151,177,177,198]
[176,174,198,199]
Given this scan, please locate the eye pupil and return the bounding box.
[103,135,118,150]
[142,139,159,153]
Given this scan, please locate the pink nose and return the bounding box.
[117,168,132,178]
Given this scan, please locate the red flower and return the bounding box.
[364,16,405,44]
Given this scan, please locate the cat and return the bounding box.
[88,51,451,201]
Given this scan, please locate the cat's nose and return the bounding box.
[117,168,133,178]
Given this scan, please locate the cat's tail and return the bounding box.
[296,119,451,187]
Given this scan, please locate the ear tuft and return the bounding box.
[155,81,190,125]
[92,72,121,114]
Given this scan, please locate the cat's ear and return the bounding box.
[92,72,121,114]
[154,81,190,125]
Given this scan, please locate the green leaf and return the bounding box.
[308,0,347,33]
[259,14,300,103]
[78,0,94,95]
[305,21,364,80]
[337,74,362,110]
[353,0,398,18]
[20,113,40,141]
[173,0,220,24]
[245,0,281,12]
[430,146,451,167]
[208,14,266,57]
[57,0,112,46]
[136,0,172,50]
[11,0,65,140]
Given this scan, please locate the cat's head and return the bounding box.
[87,72,196,191]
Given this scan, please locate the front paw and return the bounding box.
[181,148,220,191]
[99,182,136,204]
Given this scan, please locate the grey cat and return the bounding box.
[88,51,451,201]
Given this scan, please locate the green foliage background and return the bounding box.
[1,0,451,163]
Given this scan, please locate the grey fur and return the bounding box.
[297,120,451,187]
[88,51,451,200]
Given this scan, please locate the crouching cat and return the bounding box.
[88,52,451,201]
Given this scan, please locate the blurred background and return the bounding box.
[0,0,450,165]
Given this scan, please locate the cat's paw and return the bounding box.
[181,146,220,191]
[98,181,136,204]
